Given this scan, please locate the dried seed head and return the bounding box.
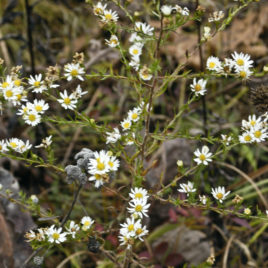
[46,65,60,81]
[0,58,4,65]
[232,194,243,204]
[73,52,85,64]
[249,84,268,114]
[11,65,22,76]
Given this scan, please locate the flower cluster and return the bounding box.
[208,11,224,22]
[0,138,32,154]
[119,188,150,247]
[25,216,94,245]
[88,150,120,188]
[161,4,190,16]
[206,51,254,79]
[239,114,267,143]
[92,2,119,23]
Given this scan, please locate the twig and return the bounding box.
[223,235,235,268]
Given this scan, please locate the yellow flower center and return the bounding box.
[94,7,102,14]
[136,228,142,235]
[108,161,114,168]
[10,142,17,148]
[64,98,71,105]
[97,162,105,171]
[254,130,261,138]
[23,107,28,113]
[244,135,252,142]
[0,145,2,150]
[216,193,223,199]
[128,224,134,232]
[135,193,143,199]
[28,114,36,122]
[236,59,244,66]
[84,221,91,226]
[71,69,78,76]
[52,233,60,240]
[195,84,202,91]
[111,39,118,45]
[209,62,216,68]
[2,82,9,88]
[133,49,139,55]
[6,90,13,98]
[240,71,246,78]
[132,113,138,120]
[135,204,142,212]
[34,81,40,87]
[14,80,21,86]
[250,120,256,126]
[105,13,112,20]
[199,154,206,161]
[123,122,130,129]
[95,174,102,180]
[35,105,43,112]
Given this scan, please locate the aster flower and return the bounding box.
[211,186,230,203]
[135,225,149,241]
[120,217,140,236]
[65,221,80,238]
[46,225,67,244]
[239,132,253,143]
[101,9,119,23]
[106,128,121,144]
[105,35,119,48]
[178,181,196,196]
[161,5,173,16]
[208,11,224,22]
[231,51,254,70]
[139,66,152,81]
[121,119,132,131]
[0,140,8,153]
[193,145,212,165]
[93,2,107,16]
[32,99,49,114]
[128,107,141,122]
[127,199,150,218]
[221,134,232,145]
[72,84,87,99]
[206,56,223,73]
[23,110,41,126]
[129,187,149,201]
[135,22,154,36]
[199,195,208,205]
[129,44,143,58]
[88,150,110,175]
[28,74,47,93]
[58,90,78,110]
[190,78,207,96]
[64,63,85,81]
[107,156,120,171]
[35,135,53,148]
[81,216,94,231]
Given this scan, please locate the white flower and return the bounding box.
[239,132,253,143]
[0,184,3,190]
[81,216,94,231]
[231,51,254,70]
[106,128,121,144]
[139,66,152,81]
[242,115,262,130]
[129,58,140,71]
[190,78,207,96]
[250,127,267,143]
[221,134,232,145]
[64,63,85,81]
[89,173,106,188]
[211,186,230,203]
[2,86,20,101]
[28,74,47,93]
[105,35,119,48]
[129,33,144,44]
[129,44,143,58]
[46,225,67,244]
[12,88,27,106]
[180,7,190,16]
[23,110,41,126]
[107,156,120,171]
[101,9,119,23]
[135,22,154,36]
[65,221,80,238]
[161,5,173,16]
[0,75,13,90]
[93,2,107,16]
[58,90,77,110]
[208,11,224,22]
[118,228,133,246]
[0,140,8,153]
[35,135,53,148]
[199,195,207,205]
[235,66,253,80]
[128,107,141,122]
[193,145,212,165]
[72,84,87,99]
[121,119,132,131]
[120,217,139,236]
[135,225,149,241]
[7,138,32,153]
[129,187,149,201]
[127,199,150,218]
[30,195,39,204]
[206,56,223,72]
[88,150,110,175]
[32,99,49,114]
[244,208,251,215]
[202,26,212,41]
[178,181,196,196]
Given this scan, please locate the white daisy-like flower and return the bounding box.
[231,51,254,70]
[105,35,119,48]
[161,5,173,16]
[129,44,143,58]
[118,228,133,246]
[12,88,27,106]
[2,86,20,101]
[124,133,136,146]
[129,33,144,44]
[135,22,154,36]
[32,99,49,114]
[7,138,32,153]
[135,224,149,241]
[46,225,67,244]
[206,56,223,72]
[121,118,132,131]
[65,221,80,238]
[242,115,262,130]
[101,9,119,23]
[250,127,267,143]
[127,199,150,218]
[193,145,212,165]
[88,150,110,175]
[64,63,85,81]
[0,75,13,90]
[93,2,107,16]
[0,140,8,153]
[128,107,141,122]
[190,78,207,96]
[18,140,32,153]
[129,58,140,71]
[58,90,77,110]
[211,186,230,203]
[35,135,53,148]
[199,195,207,205]
[72,84,87,99]
[139,66,152,81]
[107,156,120,171]
[180,7,190,16]
[239,132,254,143]
[25,230,37,242]
[221,134,232,145]
[129,187,149,201]
[88,173,106,188]
[120,217,140,236]
[28,74,47,93]
[30,194,39,203]
[23,110,41,126]
[81,216,94,231]
[106,128,121,144]
[178,181,196,196]
[244,208,251,215]
[235,66,253,80]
